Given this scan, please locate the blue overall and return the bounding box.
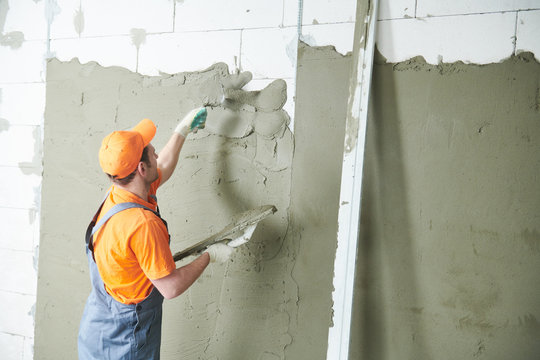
[78,197,169,360]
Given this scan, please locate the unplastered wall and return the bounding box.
[0,0,539,359]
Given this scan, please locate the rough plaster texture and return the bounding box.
[34,43,353,358]
[283,43,352,359]
[35,59,298,359]
[350,51,540,359]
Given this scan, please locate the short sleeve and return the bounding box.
[130,216,176,280]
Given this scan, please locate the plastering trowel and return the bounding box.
[172,205,277,262]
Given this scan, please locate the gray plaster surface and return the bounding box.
[350,51,540,360]
[35,59,297,359]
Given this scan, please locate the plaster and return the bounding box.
[350,50,540,359]
[73,7,84,36]
[0,0,24,49]
[0,117,9,132]
[35,59,297,359]
[35,41,353,358]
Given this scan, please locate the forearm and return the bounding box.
[157,132,185,184]
[152,252,210,299]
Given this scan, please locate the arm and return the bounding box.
[157,107,207,185]
[157,133,185,185]
[150,252,210,299]
[150,244,234,299]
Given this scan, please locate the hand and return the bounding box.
[175,107,207,137]
[205,243,234,264]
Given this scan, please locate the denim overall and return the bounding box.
[78,196,169,360]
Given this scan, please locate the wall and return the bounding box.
[0,0,539,359]
[36,59,295,359]
[350,51,540,359]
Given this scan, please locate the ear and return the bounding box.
[137,161,147,176]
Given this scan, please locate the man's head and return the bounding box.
[99,119,157,185]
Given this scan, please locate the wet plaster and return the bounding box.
[283,42,352,359]
[35,59,297,359]
[350,51,540,359]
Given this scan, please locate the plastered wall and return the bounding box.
[36,59,295,359]
[1,0,540,359]
[350,52,540,359]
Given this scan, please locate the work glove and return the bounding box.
[175,107,207,137]
[205,243,234,264]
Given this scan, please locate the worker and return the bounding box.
[78,108,233,359]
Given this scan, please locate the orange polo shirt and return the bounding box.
[93,170,176,304]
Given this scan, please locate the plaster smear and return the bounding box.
[0,0,24,49]
[350,51,540,359]
[35,60,297,359]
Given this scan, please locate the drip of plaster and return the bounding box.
[0,117,9,132]
[131,28,146,72]
[35,59,297,359]
[0,0,24,49]
[73,7,84,36]
[0,31,24,49]
[0,0,8,32]
[18,126,42,175]
[130,28,146,49]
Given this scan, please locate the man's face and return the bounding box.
[145,144,159,184]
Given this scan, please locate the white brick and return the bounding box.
[0,332,24,360]
[417,0,540,17]
[516,10,540,61]
[301,22,355,55]
[1,0,47,41]
[283,0,356,26]
[0,40,46,83]
[53,0,174,38]
[282,0,300,27]
[379,0,415,20]
[0,249,37,295]
[0,290,35,337]
[0,84,45,126]
[50,36,137,72]
[241,27,298,79]
[376,13,516,64]
[138,31,241,76]
[175,0,282,32]
[0,167,41,209]
[0,208,35,252]
[0,126,38,167]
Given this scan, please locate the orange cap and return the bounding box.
[99,119,156,178]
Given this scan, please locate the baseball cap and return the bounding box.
[99,118,156,178]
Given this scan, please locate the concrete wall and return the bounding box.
[0,0,539,359]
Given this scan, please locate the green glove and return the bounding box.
[175,107,207,137]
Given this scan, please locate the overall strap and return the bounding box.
[85,202,158,260]
[91,202,156,237]
[85,194,171,261]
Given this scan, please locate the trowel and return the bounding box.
[173,205,277,262]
